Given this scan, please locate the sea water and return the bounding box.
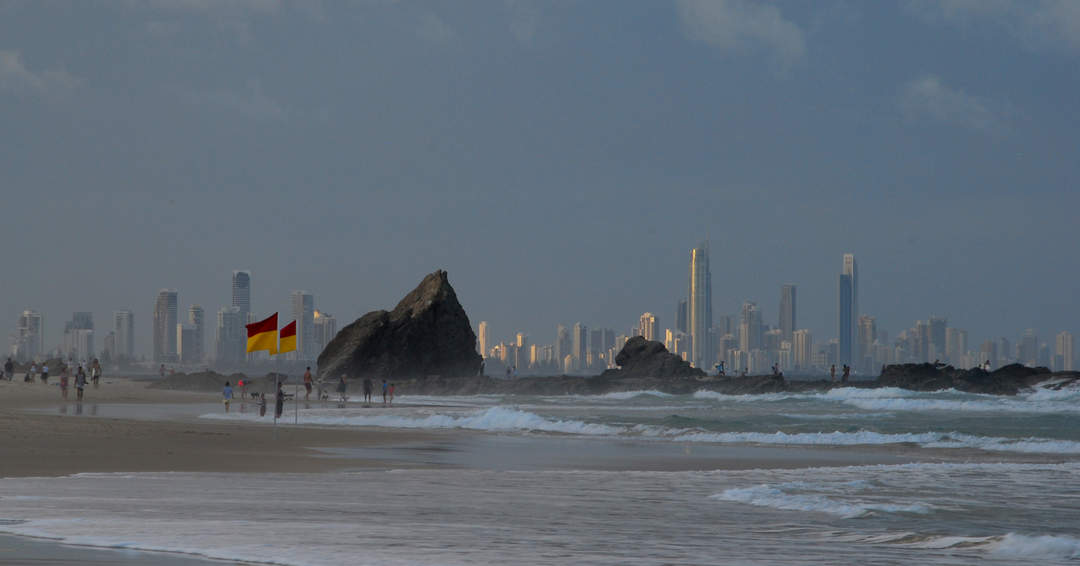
[3,384,1080,565]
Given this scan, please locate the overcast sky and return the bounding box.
[2,0,1078,355]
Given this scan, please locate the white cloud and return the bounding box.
[676,0,806,69]
[0,50,78,99]
[899,75,1004,134]
[908,0,1080,54]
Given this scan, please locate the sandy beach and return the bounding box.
[0,376,434,478]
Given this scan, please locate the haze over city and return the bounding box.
[3,1,1078,359]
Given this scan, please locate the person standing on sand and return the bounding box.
[4,357,13,380]
[336,375,348,404]
[275,381,285,419]
[223,381,233,412]
[27,362,36,383]
[75,368,87,401]
[258,392,267,416]
[91,358,101,387]
[841,364,850,384]
[830,365,836,383]
[381,379,388,405]
[59,367,69,399]
[362,377,373,404]
[388,383,395,406]
[303,367,313,401]
[40,363,49,384]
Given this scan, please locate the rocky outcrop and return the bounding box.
[317,270,482,380]
[600,336,705,379]
[877,363,1070,395]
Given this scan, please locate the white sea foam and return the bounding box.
[713,484,931,518]
[987,533,1080,560]
[594,390,673,400]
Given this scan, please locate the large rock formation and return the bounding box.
[601,336,705,379]
[317,270,482,380]
[877,362,1069,395]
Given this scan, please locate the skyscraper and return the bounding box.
[638,312,658,341]
[114,310,135,359]
[1019,329,1038,366]
[793,329,813,370]
[1056,331,1074,372]
[477,321,489,358]
[857,315,876,372]
[188,305,205,363]
[232,270,251,321]
[738,301,761,353]
[12,309,44,362]
[928,317,947,362]
[838,253,858,366]
[215,306,244,364]
[687,242,713,369]
[779,284,796,344]
[154,289,179,363]
[675,299,687,334]
[291,290,315,360]
[572,322,587,370]
[312,310,337,357]
[555,325,570,368]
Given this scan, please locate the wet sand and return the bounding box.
[0,534,254,565]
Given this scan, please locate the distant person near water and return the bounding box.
[303,367,313,401]
[275,381,285,418]
[223,381,233,412]
[91,358,101,387]
[362,378,373,404]
[337,375,348,404]
[40,363,49,384]
[382,379,388,405]
[841,365,850,384]
[388,383,395,406]
[4,357,13,380]
[75,367,87,401]
[830,365,837,383]
[59,367,69,400]
[27,362,36,383]
[160,364,166,378]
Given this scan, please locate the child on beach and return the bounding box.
[75,368,87,401]
[223,381,233,412]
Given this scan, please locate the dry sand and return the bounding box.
[0,376,432,478]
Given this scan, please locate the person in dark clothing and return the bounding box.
[275,381,285,419]
[362,378,374,404]
[841,365,850,384]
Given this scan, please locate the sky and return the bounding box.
[1,0,1078,355]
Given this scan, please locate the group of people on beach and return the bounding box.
[224,370,397,416]
[11,357,102,401]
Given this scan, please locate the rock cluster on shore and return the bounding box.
[601,336,704,379]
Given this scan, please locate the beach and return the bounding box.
[2,376,1080,564]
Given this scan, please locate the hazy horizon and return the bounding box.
[3,1,1078,355]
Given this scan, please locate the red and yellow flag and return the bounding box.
[246,313,278,354]
[279,320,297,354]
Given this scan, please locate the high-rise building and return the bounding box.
[857,315,876,373]
[312,310,337,357]
[793,329,813,370]
[477,321,489,358]
[114,310,135,359]
[687,242,713,369]
[572,322,587,370]
[945,327,967,365]
[154,289,179,363]
[63,312,95,360]
[232,270,251,321]
[177,323,198,364]
[12,309,44,362]
[739,301,761,353]
[1019,329,1038,366]
[838,253,858,366]
[187,305,205,363]
[555,325,570,368]
[779,284,796,343]
[675,299,688,334]
[215,306,244,364]
[928,317,947,362]
[290,291,315,360]
[638,312,658,341]
[1056,331,1074,371]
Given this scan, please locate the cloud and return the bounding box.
[908,0,1080,54]
[0,50,78,99]
[180,80,285,121]
[899,75,1005,134]
[675,0,806,69]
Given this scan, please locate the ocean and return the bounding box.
[3,384,1080,565]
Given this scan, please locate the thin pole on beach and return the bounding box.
[294,379,299,425]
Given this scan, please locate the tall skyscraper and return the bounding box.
[838,253,858,366]
[114,310,135,359]
[187,305,205,363]
[638,312,658,341]
[675,299,688,334]
[12,309,44,362]
[177,323,197,364]
[928,317,947,362]
[215,306,244,364]
[687,242,713,369]
[945,327,967,364]
[1019,329,1038,366]
[154,289,179,363]
[1056,331,1074,372]
[779,284,796,344]
[291,290,315,360]
[232,270,251,321]
[477,321,489,358]
[63,312,95,360]
[555,325,570,368]
[857,315,876,372]
[793,329,813,370]
[572,322,587,370]
[312,310,337,357]
[739,301,761,353]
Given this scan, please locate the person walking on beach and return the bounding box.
[59,367,69,399]
[4,357,13,380]
[40,363,49,384]
[841,364,850,384]
[388,383,395,406]
[75,367,87,401]
[362,377,373,405]
[258,392,267,417]
[275,381,285,419]
[303,367,313,401]
[830,365,837,383]
[27,362,36,383]
[223,381,233,412]
[381,379,388,406]
[91,358,101,387]
[336,375,348,404]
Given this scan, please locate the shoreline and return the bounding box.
[0,533,263,566]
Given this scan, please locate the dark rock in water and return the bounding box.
[601,336,705,379]
[878,362,1056,395]
[317,270,482,380]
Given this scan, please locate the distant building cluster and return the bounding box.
[473,245,1076,378]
